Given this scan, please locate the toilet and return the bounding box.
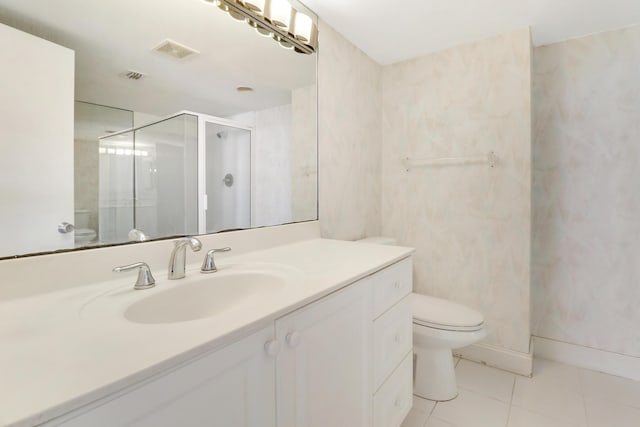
[74,209,97,245]
[412,293,486,401]
[357,236,487,401]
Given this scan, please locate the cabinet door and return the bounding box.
[276,280,372,427]
[49,326,276,427]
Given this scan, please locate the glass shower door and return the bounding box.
[134,114,199,239]
[204,120,252,233]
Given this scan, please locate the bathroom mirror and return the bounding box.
[0,0,317,259]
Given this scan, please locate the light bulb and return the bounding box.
[267,0,292,30]
[293,10,313,42]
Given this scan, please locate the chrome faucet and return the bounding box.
[113,262,156,290]
[168,237,202,280]
[201,247,232,273]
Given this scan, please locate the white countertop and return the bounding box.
[0,238,413,427]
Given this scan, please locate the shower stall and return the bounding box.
[98,112,252,244]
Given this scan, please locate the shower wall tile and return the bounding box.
[317,21,382,240]
[533,25,640,357]
[381,29,533,354]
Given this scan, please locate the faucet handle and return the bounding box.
[201,247,231,273]
[113,262,156,290]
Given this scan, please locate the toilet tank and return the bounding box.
[74,209,91,229]
[357,236,397,245]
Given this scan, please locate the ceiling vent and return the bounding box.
[121,70,146,80]
[153,39,200,60]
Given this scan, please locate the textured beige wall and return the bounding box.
[381,29,533,354]
[291,84,318,223]
[317,22,383,240]
[533,25,640,357]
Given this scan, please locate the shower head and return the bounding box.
[216,131,227,139]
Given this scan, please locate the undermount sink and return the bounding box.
[125,270,288,324]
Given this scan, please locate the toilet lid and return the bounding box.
[412,293,484,332]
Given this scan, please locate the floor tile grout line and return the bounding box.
[504,374,517,427]
[580,389,589,427]
[457,357,533,384]
[429,400,438,416]
[422,395,439,427]
[577,366,590,427]
[456,383,515,405]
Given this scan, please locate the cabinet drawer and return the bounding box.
[372,257,412,318]
[373,352,413,427]
[373,295,412,391]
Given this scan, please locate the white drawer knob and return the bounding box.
[286,331,301,348]
[264,339,281,356]
[394,398,403,408]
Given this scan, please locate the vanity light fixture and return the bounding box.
[203,0,317,54]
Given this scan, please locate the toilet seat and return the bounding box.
[412,293,484,332]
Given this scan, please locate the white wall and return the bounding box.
[317,22,383,241]
[254,104,293,227]
[231,105,294,228]
[381,29,533,355]
[533,25,640,358]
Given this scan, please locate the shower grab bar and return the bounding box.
[402,151,498,170]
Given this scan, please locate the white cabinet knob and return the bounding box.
[394,398,403,408]
[394,281,401,289]
[286,331,301,348]
[264,339,281,356]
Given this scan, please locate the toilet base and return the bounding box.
[413,346,458,401]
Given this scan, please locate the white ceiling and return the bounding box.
[303,0,640,65]
[0,0,316,117]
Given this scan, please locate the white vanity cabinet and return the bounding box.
[275,278,373,427]
[274,257,413,427]
[40,256,413,427]
[46,326,277,427]
[370,258,413,427]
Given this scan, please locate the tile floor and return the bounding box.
[401,358,640,427]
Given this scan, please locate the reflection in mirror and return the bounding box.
[98,113,200,245]
[0,0,317,258]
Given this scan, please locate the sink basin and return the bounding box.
[124,270,288,324]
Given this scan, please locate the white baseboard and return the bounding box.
[453,342,533,377]
[532,336,640,381]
